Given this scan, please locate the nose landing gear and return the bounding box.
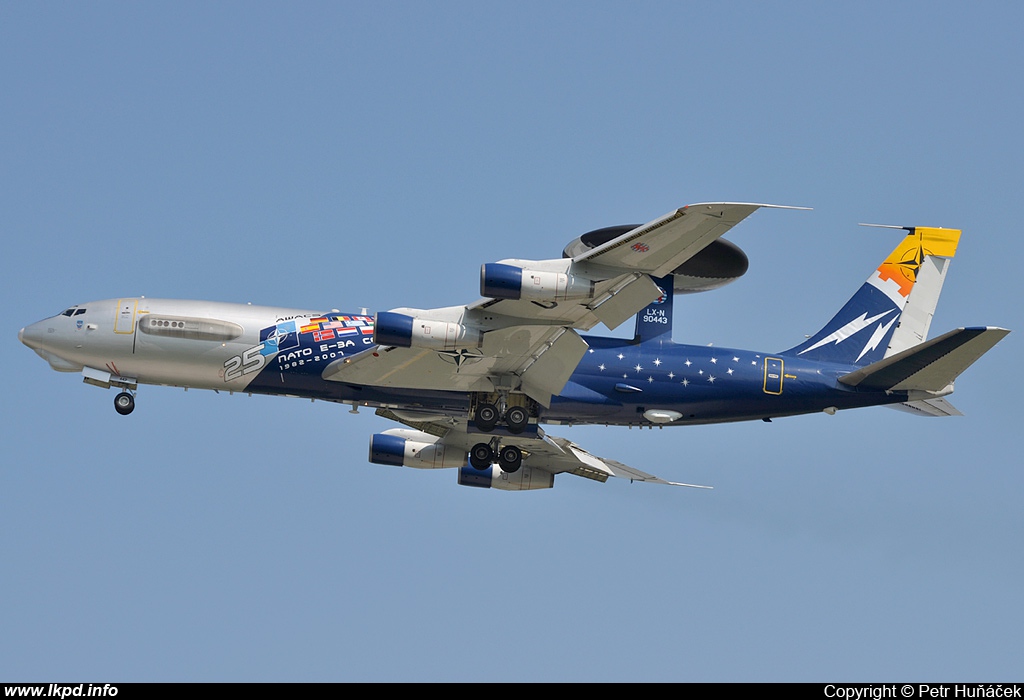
[114,391,135,415]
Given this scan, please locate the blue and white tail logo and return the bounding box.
[782,227,960,366]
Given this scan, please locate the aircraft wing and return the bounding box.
[324,202,781,404]
[574,202,794,276]
[323,324,589,406]
[375,409,710,488]
[467,202,798,331]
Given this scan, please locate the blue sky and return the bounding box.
[2,2,1021,681]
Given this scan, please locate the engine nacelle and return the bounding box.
[481,262,595,302]
[373,311,482,351]
[368,429,467,470]
[457,465,554,491]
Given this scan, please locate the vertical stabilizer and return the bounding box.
[884,239,954,356]
[633,274,674,343]
[782,227,960,366]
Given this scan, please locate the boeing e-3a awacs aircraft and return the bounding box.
[19,203,1010,491]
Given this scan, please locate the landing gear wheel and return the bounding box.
[114,391,135,416]
[469,443,495,470]
[504,406,529,434]
[497,444,522,473]
[474,403,499,431]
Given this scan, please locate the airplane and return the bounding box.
[18,202,1010,491]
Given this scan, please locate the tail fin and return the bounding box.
[634,274,674,343]
[782,227,961,366]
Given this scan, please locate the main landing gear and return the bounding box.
[472,399,532,434]
[469,393,532,473]
[469,441,523,473]
[114,391,135,416]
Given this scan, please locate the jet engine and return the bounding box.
[373,311,482,351]
[368,429,467,470]
[480,262,595,302]
[369,430,554,491]
[457,465,554,491]
[562,225,749,293]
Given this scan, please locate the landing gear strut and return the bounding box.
[114,391,135,415]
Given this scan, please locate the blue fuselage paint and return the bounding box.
[241,311,903,426]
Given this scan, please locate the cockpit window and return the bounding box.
[74,309,86,316]
[61,308,76,317]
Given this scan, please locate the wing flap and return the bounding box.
[517,329,590,407]
[547,435,711,487]
[588,274,663,330]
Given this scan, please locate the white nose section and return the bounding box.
[19,322,48,351]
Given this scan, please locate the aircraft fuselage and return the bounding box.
[19,297,902,426]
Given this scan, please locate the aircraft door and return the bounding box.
[763,357,784,395]
[114,299,137,334]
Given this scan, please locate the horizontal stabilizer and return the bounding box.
[838,327,1009,392]
[887,397,964,417]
